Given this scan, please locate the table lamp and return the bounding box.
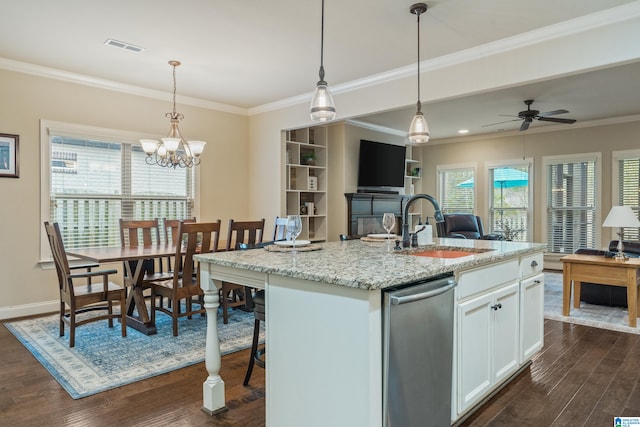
[602,205,640,260]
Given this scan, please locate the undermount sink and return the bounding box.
[403,247,495,259]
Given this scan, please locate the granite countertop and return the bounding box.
[195,238,547,291]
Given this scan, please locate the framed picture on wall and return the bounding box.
[0,133,19,178]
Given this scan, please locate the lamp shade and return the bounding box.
[408,111,430,144]
[310,83,336,122]
[602,206,640,228]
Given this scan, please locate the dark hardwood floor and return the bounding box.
[1,317,639,426]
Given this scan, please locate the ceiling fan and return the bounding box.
[483,99,577,131]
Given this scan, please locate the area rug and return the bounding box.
[4,307,261,399]
[544,271,640,335]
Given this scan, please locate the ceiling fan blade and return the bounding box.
[537,117,577,124]
[519,120,531,131]
[538,109,569,117]
[481,118,521,128]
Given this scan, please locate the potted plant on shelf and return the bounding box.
[301,151,316,166]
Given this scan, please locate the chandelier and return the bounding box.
[407,3,430,145]
[140,60,206,168]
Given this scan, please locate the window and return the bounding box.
[437,164,475,215]
[488,161,532,242]
[40,121,194,258]
[543,153,600,254]
[612,150,640,241]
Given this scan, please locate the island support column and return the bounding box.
[199,268,226,415]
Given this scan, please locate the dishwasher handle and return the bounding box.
[390,280,456,305]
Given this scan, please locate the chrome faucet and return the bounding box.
[401,194,444,247]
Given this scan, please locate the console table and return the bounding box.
[561,254,640,327]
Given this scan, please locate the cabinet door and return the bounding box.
[492,282,520,384]
[520,273,545,361]
[457,292,493,413]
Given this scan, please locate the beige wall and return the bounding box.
[0,68,249,318]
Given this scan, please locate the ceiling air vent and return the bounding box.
[104,38,144,53]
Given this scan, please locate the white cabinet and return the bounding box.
[284,127,327,242]
[457,280,519,414]
[520,252,544,362]
[404,145,422,196]
[453,251,544,422]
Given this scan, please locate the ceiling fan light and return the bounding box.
[310,82,336,122]
[408,111,430,144]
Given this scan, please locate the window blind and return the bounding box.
[545,159,596,254]
[49,135,193,250]
[437,167,474,214]
[616,156,640,240]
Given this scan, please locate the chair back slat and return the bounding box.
[44,221,73,296]
[173,221,221,287]
[119,219,161,247]
[163,217,196,245]
[226,219,265,251]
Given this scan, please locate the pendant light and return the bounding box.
[309,0,336,122]
[408,3,430,144]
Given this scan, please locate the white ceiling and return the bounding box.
[1,0,639,140]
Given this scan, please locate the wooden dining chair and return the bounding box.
[162,217,196,272]
[44,222,127,347]
[273,216,288,241]
[150,220,221,336]
[220,218,265,324]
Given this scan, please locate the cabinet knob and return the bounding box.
[534,279,541,284]
[491,303,503,311]
[530,260,538,267]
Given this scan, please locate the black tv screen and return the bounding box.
[357,139,406,189]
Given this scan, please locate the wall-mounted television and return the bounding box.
[357,139,406,191]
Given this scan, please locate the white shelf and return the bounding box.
[283,127,328,242]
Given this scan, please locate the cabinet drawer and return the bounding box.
[457,259,519,300]
[520,252,543,278]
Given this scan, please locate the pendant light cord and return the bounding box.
[318,0,326,83]
[416,9,422,113]
[172,63,177,117]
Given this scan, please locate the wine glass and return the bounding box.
[382,213,396,252]
[287,215,303,253]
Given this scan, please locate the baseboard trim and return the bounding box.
[0,300,58,321]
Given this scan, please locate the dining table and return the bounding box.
[67,244,177,335]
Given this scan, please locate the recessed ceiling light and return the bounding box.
[458,129,469,134]
[104,38,144,53]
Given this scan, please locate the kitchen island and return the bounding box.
[195,238,546,426]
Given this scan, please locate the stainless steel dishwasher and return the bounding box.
[383,273,457,427]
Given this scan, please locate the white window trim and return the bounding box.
[610,149,640,243]
[39,119,201,262]
[485,158,534,240]
[541,152,602,251]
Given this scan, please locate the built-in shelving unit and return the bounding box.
[404,145,422,195]
[284,127,327,242]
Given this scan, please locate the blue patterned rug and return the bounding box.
[4,307,261,399]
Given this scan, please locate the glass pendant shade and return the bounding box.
[161,137,181,153]
[408,110,430,144]
[187,140,206,157]
[140,139,159,155]
[310,82,336,122]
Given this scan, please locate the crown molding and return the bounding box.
[0,57,248,116]
[250,1,640,116]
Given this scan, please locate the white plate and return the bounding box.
[273,240,311,247]
[367,233,396,239]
